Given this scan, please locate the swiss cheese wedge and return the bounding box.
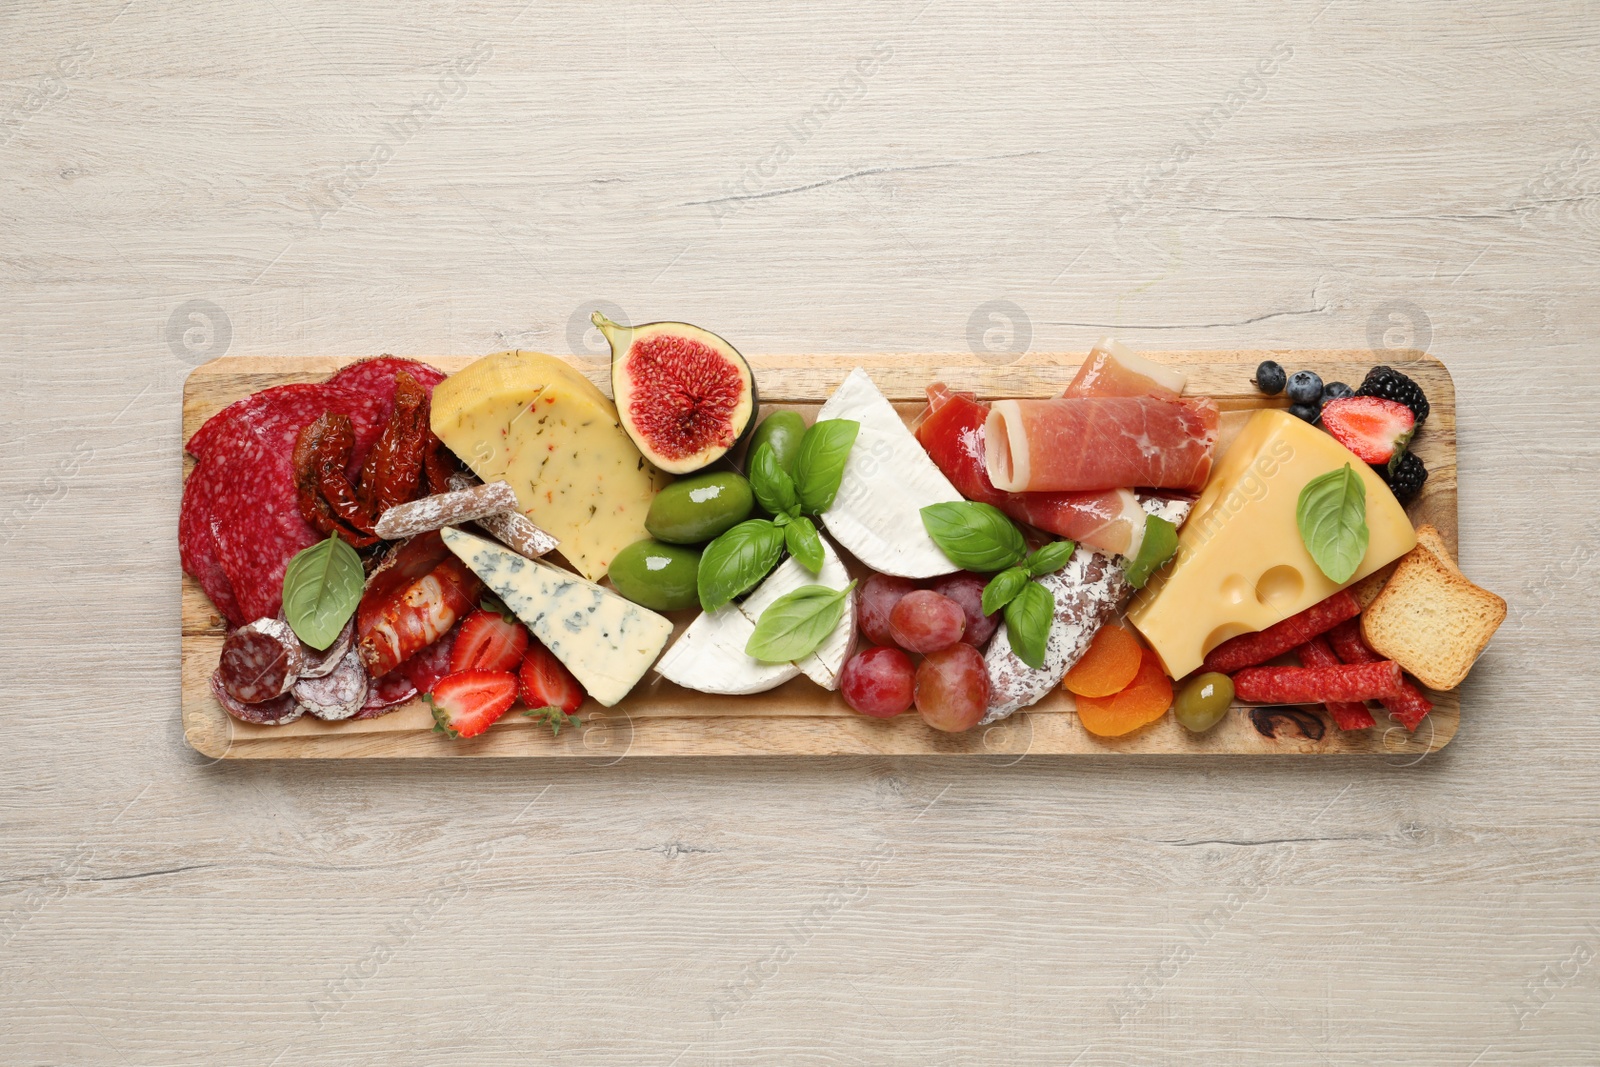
[1128,409,1416,678]
[430,351,670,581]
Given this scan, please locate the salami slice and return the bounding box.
[178,456,244,625]
[1325,619,1434,730]
[327,357,446,417]
[298,618,355,679]
[1295,636,1375,730]
[211,669,303,725]
[219,618,305,704]
[354,672,418,719]
[1233,661,1404,704]
[293,648,370,721]
[1200,591,1361,675]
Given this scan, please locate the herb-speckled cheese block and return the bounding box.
[441,527,672,707]
[429,351,670,581]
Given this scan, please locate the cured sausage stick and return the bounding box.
[447,473,559,559]
[374,481,520,540]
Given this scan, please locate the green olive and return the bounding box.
[746,411,806,475]
[608,539,701,612]
[645,472,754,545]
[1173,672,1235,733]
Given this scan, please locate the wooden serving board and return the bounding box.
[180,350,1459,759]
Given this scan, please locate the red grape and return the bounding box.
[914,644,989,732]
[839,647,915,718]
[931,571,999,647]
[857,573,922,648]
[888,590,966,653]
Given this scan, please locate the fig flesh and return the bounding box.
[594,312,758,475]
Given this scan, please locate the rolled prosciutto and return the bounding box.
[984,395,1219,494]
[914,384,1152,557]
[1062,337,1186,400]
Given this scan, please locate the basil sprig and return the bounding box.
[746,582,857,663]
[919,501,1073,669]
[281,532,365,650]
[699,421,860,600]
[697,519,785,612]
[1296,464,1369,583]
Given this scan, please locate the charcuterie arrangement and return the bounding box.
[180,318,1503,749]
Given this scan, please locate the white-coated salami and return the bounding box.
[211,669,303,725]
[219,617,305,704]
[293,647,370,720]
[374,481,519,540]
[447,473,558,558]
[297,618,354,679]
[982,496,1192,722]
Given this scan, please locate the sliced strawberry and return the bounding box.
[1319,396,1415,464]
[518,642,585,715]
[448,610,530,674]
[427,669,518,739]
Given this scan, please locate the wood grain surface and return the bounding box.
[180,350,1460,759]
[3,0,1597,1063]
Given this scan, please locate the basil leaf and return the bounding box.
[981,566,1030,617]
[745,582,856,663]
[749,442,798,518]
[480,592,517,624]
[1025,539,1076,577]
[919,501,1028,572]
[1296,464,1369,583]
[793,418,860,515]
[281,532,365,650]
[1123,515,1178,590]
[785,514,825,574]
[1003,581,1055,670]
[697,519,785,612]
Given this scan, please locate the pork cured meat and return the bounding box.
[293,647,370,721]
[178,456,243,625]
[297,618,355,679]
[984,396,1220,494]
[1295,635,1376,731]
[218,618,305,704]
[395,621,461,697]
[1200,591,1360,675]
[1325,619,1433,730]
[211,669,303,725]
[354,671,418,719]
[1233,661,1405,705]
[915,384,1152,557]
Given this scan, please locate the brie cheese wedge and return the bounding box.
[815,367,962,579]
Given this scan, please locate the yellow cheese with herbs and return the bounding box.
[1127,409,1416,678]
[430,351,670,581]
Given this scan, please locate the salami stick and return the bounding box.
[447,473,559,559]
[374,481,520,540]
[1234,661,1403,705]
[1200,590,1360,675]
[1326,619,1433,730]
[1295,636,1375,730]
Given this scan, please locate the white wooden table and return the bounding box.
[3,2,1597,1062]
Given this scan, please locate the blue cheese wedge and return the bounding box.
[816,367,962,579]
[655,534,856,694]
[441,526,672,707]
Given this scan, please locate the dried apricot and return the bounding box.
[1063,624,1143,697]
[1074,648,1174,738]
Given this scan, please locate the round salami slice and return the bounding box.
[293,648,370,721]
[328,357,446,412]
[298,618,355,679]
[219,618,305,704]
[211,669,303,725]
[179,456,244,626]
[354,671,418,719]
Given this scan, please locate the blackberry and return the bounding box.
[1379,450,1429,504]
[1356,366,1429,425]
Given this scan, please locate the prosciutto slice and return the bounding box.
[914,384,1151,557]
[1063,338,1186,400]
[984,395,1219,494]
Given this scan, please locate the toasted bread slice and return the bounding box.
[1348,563,1396,609]
[1361,534,1504,690]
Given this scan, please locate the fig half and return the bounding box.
[593,312,758,475]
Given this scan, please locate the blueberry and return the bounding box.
[1321,381,1354,404]
[1254,360,1286,395]
[1288,402,1320,423]
[1286,370,1323,405]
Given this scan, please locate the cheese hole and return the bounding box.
[1203,623,1253,658]
[1220,574,1252,605]
[1254,565,1304,611]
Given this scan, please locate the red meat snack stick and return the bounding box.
[1326,619,1434,731]
[1295,636,1376,730]
[1201,590,1361,675]
[1233,660,1404,705]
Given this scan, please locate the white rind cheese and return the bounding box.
[656,605,802,695]
[655,533,857,694]
[441,527,672,707]
[815,367,963,579]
